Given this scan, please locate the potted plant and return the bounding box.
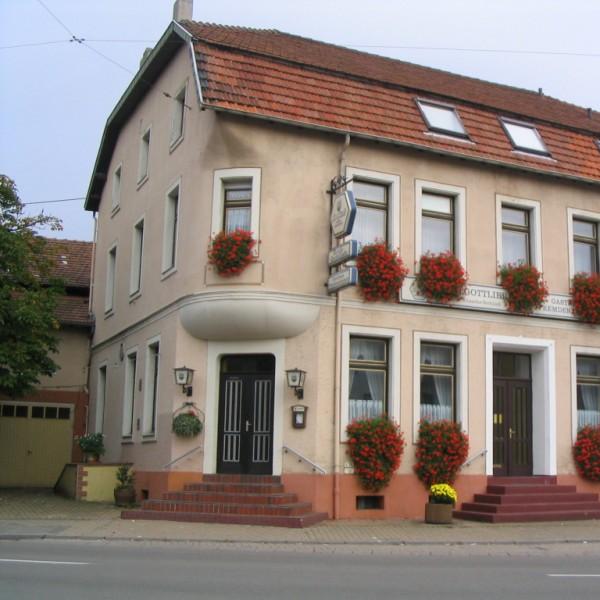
[570,273,600,325]
[498,263,548,315]
[172,411,203,438]
[346,416,405,492]
[114,465,136,506]
[425,483,458,524]
[76,432,105,463]
[208,229,256,277]
[356,242,409,302]
[415,251,468,304]
[573,425,600,482]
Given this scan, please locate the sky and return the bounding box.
[1,0,599,242]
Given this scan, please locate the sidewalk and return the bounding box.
[1,489,599,547]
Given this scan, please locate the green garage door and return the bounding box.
[0,402,73,487]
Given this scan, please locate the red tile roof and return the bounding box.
[183,22,600,183]
[42,238,93,288]
[55,295,92,327]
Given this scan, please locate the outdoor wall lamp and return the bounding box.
[285,368,306,399]
[173,366,194,397]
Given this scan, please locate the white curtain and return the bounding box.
[349,338,386,420]
[420,345,453,421]
[578,384,600,429]
[225,207,251,233]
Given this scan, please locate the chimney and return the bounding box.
[140,47,153,69]
[173,0,193,21]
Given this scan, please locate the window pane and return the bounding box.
[573,220,596,239]
[352,206,386,246]
[420,374,453,421]
[419,102,465,135]
[349,369,385,420]
[502,207,527,227]
[421,344,453,367]
[503,121,547,153]
[422,216,452,254]
[422,193,452,214]
[353,181,386,205]
[225,207,251,232]
[577,356,600,377]
[31,406,44,418]
[350,338,386,362]
[45,406,57,419]
[225,188,252,202]
[15,405,28,418]
[574,241,597,274]
[577,384,600,428]
[58,407,70,420]
[502,230,529,265]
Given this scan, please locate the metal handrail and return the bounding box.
[463,448,487,468]
[282,445,327,474]
[163,445,203,469]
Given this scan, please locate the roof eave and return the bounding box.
[85,21,194,212]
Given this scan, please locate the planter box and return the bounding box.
[425,502,453,524]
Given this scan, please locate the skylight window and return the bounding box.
[501,118,549,155]
[417,100,468,138]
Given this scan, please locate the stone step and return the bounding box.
[121,509,328,528]
[454,509,600,523]
[486,484,577,495]
[184,482,285,494]
[461,500,600,514]
[163,491,299,505]
[488,476,557,485]
[473,491,599,505]
[202,474,282,484]
[141,499,313,517]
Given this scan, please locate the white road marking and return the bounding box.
[0,558,88,566]
[547,574,600,578]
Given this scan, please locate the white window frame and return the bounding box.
[345,167,400,250]
[571,345,600,441]
[162,179,181,275]
[143,336,160,438]
[137,126,151,185]
[340,325,401,441]
[500,117,550,156]
[111,163,122,212]
[567,207,600,278]
[413,331,468,440]
[95,363,108,434]
[415,180,466,266]
[122,348,138,439]
[211,168,261,256]
[129,217,145,296]
[170,83,187,149]
[416,98,468,139]
[104,244,117,314]
[496,194,542,271]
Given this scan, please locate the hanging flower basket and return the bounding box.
[573,425,600,482]
[346,416,405,492]
[172,412,203,438]
[498,263,548,315]
[356,243,409,302]
[570,273,600,325]
[415,252,468,304]
[208,229,256,277]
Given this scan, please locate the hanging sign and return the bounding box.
[330,190,357,239]
[328,240,359,267]
[327,267,358,294]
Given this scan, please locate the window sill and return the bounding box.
[104,309,115,319]
[136,175,149,190]
[142,436,157,443]
[161,267,177,281]
[110,205,120,218]
[121,438,134,445]
[169,135,184,154]
[129,291,142,303]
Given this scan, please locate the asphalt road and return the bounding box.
[0,539,599,599]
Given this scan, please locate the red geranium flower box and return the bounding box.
[498,263,549,315]
[570,273,600,325]
[356,243,409,302]
[208,229,256,277]
[415,251,468,304]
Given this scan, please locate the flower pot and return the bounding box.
[114,486,136,507]
[85,453,99,464]
[425,502,453,524]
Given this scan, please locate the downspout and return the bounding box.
[332,133,351,519]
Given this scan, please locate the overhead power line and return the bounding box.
[24,197,85,206]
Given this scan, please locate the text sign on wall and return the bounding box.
[401,277,576,321]
[328,240,359,267]
[330,190,357,239]
[327,267,358,294]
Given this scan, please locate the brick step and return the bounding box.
[184,482,285,494]
[202,474,282,484]
[454,509,600,524]
[141,499,313,517]
[121,509,328,528]
[486,484,577,495]
[473,491,599,505]
[488,476,557,485]
[461,500,600,514]
[163,491,299,505]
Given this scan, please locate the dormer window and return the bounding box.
[417,100,468,138]
[501,118,549,156]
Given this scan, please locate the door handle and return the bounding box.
[245,420,252,432]
[508,427,515,439]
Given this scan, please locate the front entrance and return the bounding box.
[493,352,533,476]
[217,354,275,475]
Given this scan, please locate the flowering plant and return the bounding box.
[76,432,105,459]
[356,243,409,302]
[172,412,203,438]
[346,417,405,492]
[429,483,458,505]
[498,263,548,315]
[414,420,469,488]
[415,252,468,304]
[570,273,600,325]
[208,229,256,277]
[573,425,600,482]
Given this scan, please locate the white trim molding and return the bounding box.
[162,178,181,275]
[340,325,401,440]
[485,335,556,476]
[570,345,600,442]
[142,335,161,439]
[95,362,108,434]
[412,331,469,441]
[567,207,600,279]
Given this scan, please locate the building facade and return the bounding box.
[84,15,599,518]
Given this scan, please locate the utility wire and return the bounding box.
[0,40,71,50]
[24,197,85,206]
[81,42,135,75]
[35,0,76,38]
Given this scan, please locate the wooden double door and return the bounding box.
[493,352,533,477]
[217,354,275,475]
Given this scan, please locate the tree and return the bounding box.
[0,175,63,397]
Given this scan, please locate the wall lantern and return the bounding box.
[285,368,306,399]
[173,366,194,397]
